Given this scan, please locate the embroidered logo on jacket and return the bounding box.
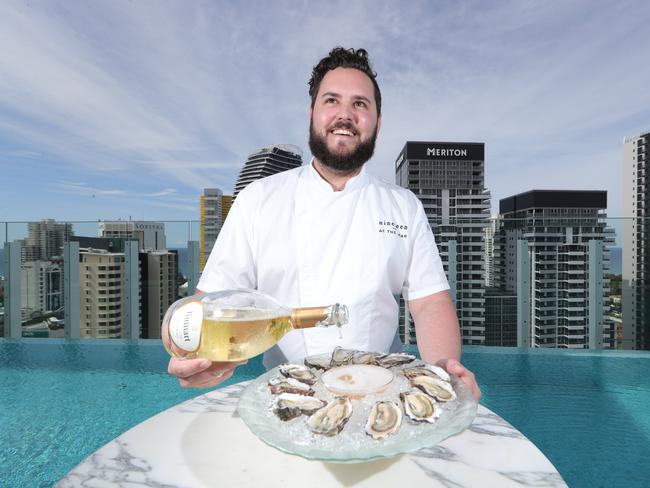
[378,220,408,238]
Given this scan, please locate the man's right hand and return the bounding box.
[168,358,247,389]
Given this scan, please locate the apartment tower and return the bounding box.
[497,190,614,348]
[233,145,303,198]
[622,130,650,349]
[200,188,224,270]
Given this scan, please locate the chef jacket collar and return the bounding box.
[306,158,369,193]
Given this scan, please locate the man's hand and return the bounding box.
[168,358,247,389]
[436,358,481,401]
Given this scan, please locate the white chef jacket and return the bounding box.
[198,161,449,368]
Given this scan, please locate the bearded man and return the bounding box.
[166,47,481,400]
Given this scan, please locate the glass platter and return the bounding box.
[237,354,478,463]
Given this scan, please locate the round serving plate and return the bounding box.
[237,353,478,463]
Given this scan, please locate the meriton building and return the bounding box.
[396,141,491,345]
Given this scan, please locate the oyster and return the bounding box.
[401,365,451,383]
[330,347,356,367]
[271,393,326,421]
[400,391,441,423]
[306,397,353,436]
[304,354,332,371]
[351,351,386,365]
[365,401,402,440]
[268,377,314,396]
[410,375,456,402]
[279,364,318,385]
[377,353,417,368]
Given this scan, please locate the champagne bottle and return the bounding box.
[162,288,348,361]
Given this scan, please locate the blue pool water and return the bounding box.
[1,340,649,487]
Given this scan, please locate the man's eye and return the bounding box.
[325,98,337,104]
[355,101,367,108]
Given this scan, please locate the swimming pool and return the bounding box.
[1,339,649,487]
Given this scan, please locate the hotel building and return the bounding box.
[99,221,166,251]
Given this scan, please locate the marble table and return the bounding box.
[57,381,566,487]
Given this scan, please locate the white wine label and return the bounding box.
[169,301,203,352]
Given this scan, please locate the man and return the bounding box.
[167,47,480,399]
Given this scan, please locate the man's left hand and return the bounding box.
[436,358,481,401]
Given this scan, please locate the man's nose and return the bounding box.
[336,102,354,122]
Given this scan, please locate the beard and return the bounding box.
[309,119,378,174]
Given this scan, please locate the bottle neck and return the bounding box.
[290,304,348,329]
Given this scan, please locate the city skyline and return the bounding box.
[1,0,649,231]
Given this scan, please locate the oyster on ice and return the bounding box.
[351,351,386,365]
[365,401,402,440]
[271,393,326,421]
[401,364,451,382]
[306,397,353,436]
[304,354,332,371]
[400,391,441,423]
[279,364,318,385]
[268,377,314,396]
[377,353,416,368]
[410,375,457,402]
[330,347,356,367]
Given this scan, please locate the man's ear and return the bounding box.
[376,116,382,136]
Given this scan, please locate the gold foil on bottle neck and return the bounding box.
[290,307,329,329]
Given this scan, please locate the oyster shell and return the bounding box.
[306,397,353,436]
[268,377,314,396]
[410,375,456,402]
[351,351,386,365]
[377,353,417,368]
[400,391,441,423]
[304,354,332,371]
[330,347,356,367]
[279,364,318,385]
[401,365,451,383]
[365,401,402,440]
[271,393,326,421]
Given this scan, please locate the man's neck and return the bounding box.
[312,159,363,192]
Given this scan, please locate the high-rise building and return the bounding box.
[484,217,497,287]
[222,195,233,223]
[99,221,166,251]
[234,144,303,198]
[71,236,177,339]
[395,141,491,345]
[622,130,650,350]
[20,259,63,319]
[19,219,73,263]
[484,287,517,346]
[200,188,223,270]
[496,190,615,348]
[76,237,132,339]
[140,250,178,339]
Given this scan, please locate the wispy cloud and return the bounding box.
[1,0,649,228]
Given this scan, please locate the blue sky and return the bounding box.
[1,0,649,246]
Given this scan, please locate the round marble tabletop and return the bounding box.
[56,381,567,487]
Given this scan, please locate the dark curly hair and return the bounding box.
[308,47,381,116]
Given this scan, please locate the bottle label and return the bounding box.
[169,301,203,353]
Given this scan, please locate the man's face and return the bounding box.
[309,67,381,174]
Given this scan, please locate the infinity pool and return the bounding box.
[1,339,649,487]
